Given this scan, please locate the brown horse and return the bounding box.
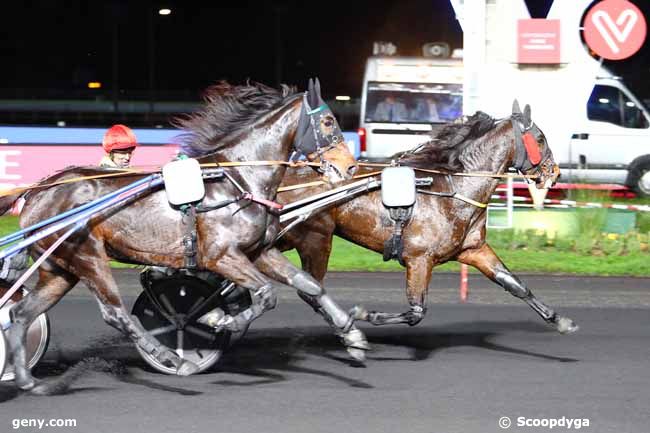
[278,103,578,335]
[0,80,368,393]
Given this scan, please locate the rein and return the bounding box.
[357,162,540,180]
[0,160,324,198]
[279,168,490,208]
[278,159,541,194]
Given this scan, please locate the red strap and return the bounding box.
[242,192,284,210]
[522,132,542,165]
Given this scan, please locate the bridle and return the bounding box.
[291,92,345,175]
[510,114,549,175]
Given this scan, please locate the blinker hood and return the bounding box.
[292,78,344,159]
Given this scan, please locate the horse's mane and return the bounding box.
[174,81,299,157]
[395,111,497,171]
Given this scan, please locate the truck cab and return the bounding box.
[563,75,650,194]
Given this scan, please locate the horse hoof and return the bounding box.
[346,347,367,363]
[349,305,369,321]
[29,381,52,396]
[556,316,579,334]
[16,376,36,391]
[17,381,35,391]
[341,328,371,351]
[176,360,200,377]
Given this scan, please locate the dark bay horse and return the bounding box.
[278,103,579,335]
[0,80,369,393]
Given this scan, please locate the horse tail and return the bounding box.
[0,192,22,216]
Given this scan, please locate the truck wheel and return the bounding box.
[629,164,650,197]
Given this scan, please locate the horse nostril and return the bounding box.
[347,165,358,177]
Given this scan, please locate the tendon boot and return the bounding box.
[338,327,370,362]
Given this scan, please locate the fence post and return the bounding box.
[460,263,469,302]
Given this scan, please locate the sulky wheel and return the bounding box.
[0,328,6,379]
[132,270,251,375]
[0,295,50,382]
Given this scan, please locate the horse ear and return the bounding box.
[314,77,324,105]
[307,78,320,108]
[524,104,532,124]
[305,78,315,109]
[512,99,522,115]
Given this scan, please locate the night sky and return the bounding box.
[0,0,649,101]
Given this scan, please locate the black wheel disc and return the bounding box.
[0,329,6,380]
[131,275,232,375]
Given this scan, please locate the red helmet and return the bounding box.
[102,124,138,153]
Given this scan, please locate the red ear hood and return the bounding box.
[522,132,541,165]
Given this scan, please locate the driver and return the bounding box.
[99,124,138,168]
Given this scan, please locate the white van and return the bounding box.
[564,75,650,194]
[359,57,650,196]
[358,56,463,161]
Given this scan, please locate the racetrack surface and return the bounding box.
[1,271,649,433]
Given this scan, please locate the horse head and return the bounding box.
[292,78,358,182]
[510,100,560,189]
[176,80,357,184]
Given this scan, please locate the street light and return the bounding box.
[148,5,172,120]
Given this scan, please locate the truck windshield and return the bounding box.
[365,81,462,124]
[587,85,649,129]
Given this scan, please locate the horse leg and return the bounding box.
[254,248,370,362]
[350,255,434,326]
[295,231,333,284]
[197,250,278,332]
[78,260,199,376]
[6,263,78,390]
[457,243,578,334]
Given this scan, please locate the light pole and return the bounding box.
[147,4,156,118]
[108,1,125,115]
[274,4,286,87]
[112,15,119,113]
[148,5,172,121]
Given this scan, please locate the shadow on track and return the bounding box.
[365,320,579,363]
[0,319,577,399]
[215,329,373,388]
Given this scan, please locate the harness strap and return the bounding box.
[220,169,283,211]
[383,207,412,266]
[0,161,323,198]
[454,193,488,208]
[0,221,84,309]
[277,170,382,193]
[195,198,239,213]
[241,192,284,210]
[181,205,198,270]
[416,189,488,208]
